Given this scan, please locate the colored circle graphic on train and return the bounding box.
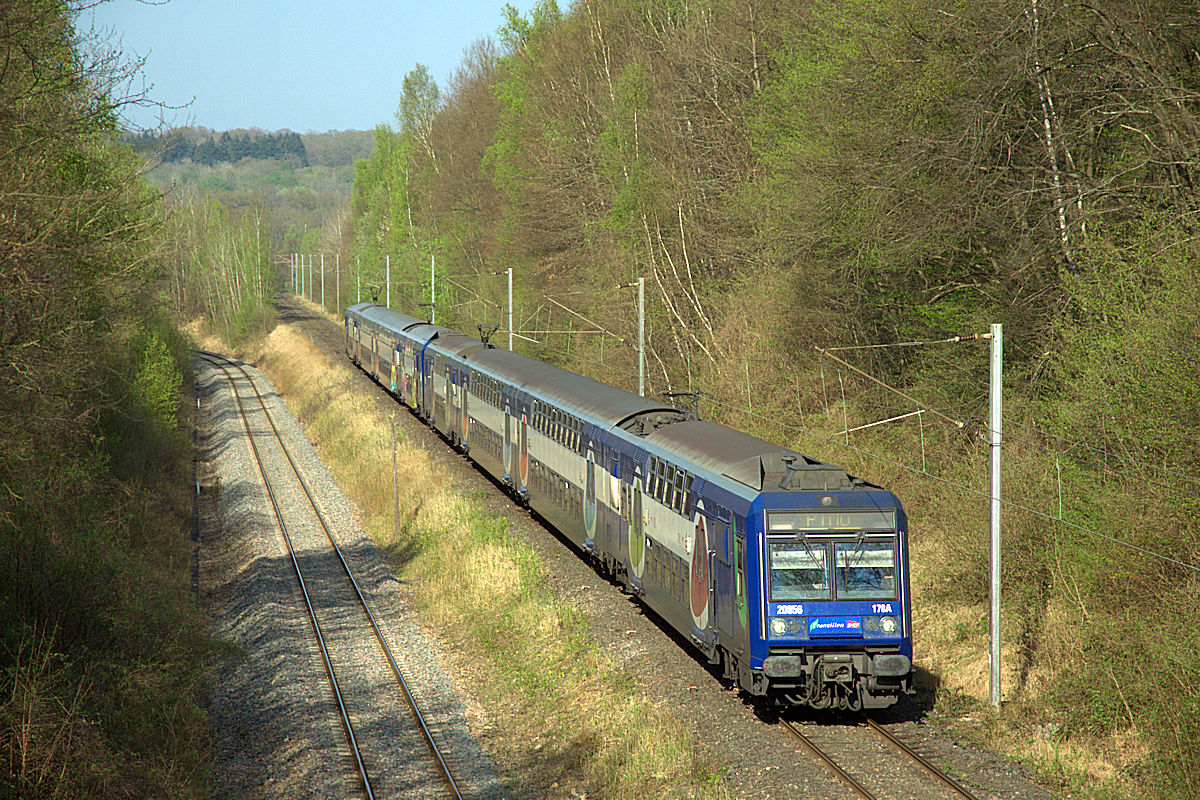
[690,500,710,629]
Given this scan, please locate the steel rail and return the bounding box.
[199,351,465,800]
[862,717,979,800]
[780,719,876,800]
[198,352,376,800]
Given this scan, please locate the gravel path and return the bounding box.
[197,354,504,800]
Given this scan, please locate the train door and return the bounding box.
[605,450,620,556]
[583,449,597,550]
[390,343,399,393]
[345,317,351,357]
[399,342,409,404]
[460,376,470,449]
[434,356,447,431]
[419,343,435,418]
[716,518,736,643]
[732,525,748,654]
[366,330,374,377]
[446,368,458,440]
[627,468,645,591]
[503,403,513,482]
[518,412,528,493]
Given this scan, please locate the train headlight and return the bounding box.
[770,616,808,638]
[864,615,900,637]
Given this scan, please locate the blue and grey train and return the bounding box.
[345,302,914,710]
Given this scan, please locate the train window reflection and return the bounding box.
[835,541,898,600]
[769,542,830,601]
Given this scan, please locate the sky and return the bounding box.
[84,0,536,133]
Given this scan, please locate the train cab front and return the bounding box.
[754,502,914,710]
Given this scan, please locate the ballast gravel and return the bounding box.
[196,356,504,800]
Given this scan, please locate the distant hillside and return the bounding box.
[131,127,374,256]
[125,127,375,169]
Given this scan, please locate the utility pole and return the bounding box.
[308,254,313,303]
[637,277,645,397]
[507,267,514,351]
[386,255,391,308]
[336,253,340,315]
[989,323,1003,708]
[430,254,436,324]
[291,253,295,294]
[320,254,325,312]
[356,255,360,303]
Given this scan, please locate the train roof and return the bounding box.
[642,419,857,492]
[466,347,679,428]
[347,302,427,332]
[428,332,490,359]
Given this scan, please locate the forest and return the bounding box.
[339,0,1200,796]
[0,2,221,797]
[126,128,311,167]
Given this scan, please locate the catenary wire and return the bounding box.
[703,395,1200,574]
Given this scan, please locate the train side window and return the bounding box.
[682,474,693,517]
[664,465,676,508]
[648,457,659,497]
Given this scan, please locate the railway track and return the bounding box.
[197,350,465,800]
[781,715,979,800]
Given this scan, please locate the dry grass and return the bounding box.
[238,319,731,799]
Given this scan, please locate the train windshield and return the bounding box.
[834,540,898,600]
[768,542,830,601]
[768,538,898,601]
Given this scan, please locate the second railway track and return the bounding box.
[198,350,468,800]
